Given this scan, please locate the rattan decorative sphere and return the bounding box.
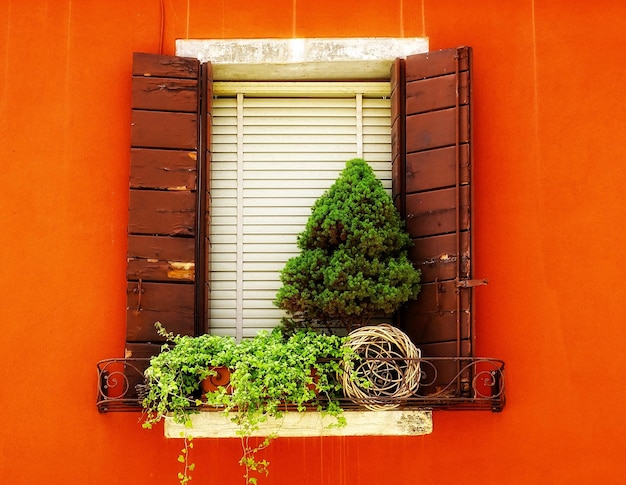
[342,324,421,410]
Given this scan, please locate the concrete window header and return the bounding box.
[176,37,429,80]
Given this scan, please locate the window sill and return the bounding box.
[164,409,433,438]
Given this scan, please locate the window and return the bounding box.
[125,43,479,398]
[210,84,392,339]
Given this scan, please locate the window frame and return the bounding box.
[209,82,393,339]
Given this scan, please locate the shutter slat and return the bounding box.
[405,47,470,81]
[405,185,470,238]
[406,144,469,193]
[403,280,471,337]
[408,232,470,283]
[405,105,469,153]
[126,259,195,282]
[128,235,196,261]
[406,71,469,115]
[126,282,195,341]
[131,111,197,149]
[130,149,197,190]
[132,77,198,112]
[128,190,196,236]
[132,52,199,78]
[127,235,195,282]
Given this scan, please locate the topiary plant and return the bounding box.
[274,158,421,333]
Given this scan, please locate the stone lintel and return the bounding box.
[176,37,429,80]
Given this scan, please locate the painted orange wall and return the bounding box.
[1,0,625,483]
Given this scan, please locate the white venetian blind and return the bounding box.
[210,84,391,339]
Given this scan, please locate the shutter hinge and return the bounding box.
[456,278,489,288]
[131,279,145,312]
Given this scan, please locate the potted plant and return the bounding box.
[141,322,238,428]
[274,158,421,333]
[207,328,352,483]
[141,324,359,484]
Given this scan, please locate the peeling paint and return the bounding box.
[167,261,195,280]
[398,412,433,434]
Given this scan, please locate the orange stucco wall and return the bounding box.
[2,1,626,483]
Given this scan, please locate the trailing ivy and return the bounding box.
[141,324,360,484]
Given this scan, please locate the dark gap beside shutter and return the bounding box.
[125,53,209,367]
[390,58,406,219]
[196,61,211,336]
[393,47,479,396]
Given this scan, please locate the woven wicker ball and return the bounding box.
[342,324,421,411]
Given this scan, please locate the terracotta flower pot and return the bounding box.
[200,366,233,396]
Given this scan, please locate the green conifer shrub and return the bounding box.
[274,158,421,333]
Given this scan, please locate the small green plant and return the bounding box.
[177,433,195,484]
[205,328,352,484]
[142,322,238,428]
[275,158,421,333]
[142,324,358,484]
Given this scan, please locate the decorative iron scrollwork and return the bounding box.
[97,356,505,413]
[96,358,151,412]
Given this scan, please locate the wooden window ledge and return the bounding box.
[164,409,433,438]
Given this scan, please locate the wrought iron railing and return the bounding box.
[96,358,151,413]
[96,356,505,413]
[341,357,505,412]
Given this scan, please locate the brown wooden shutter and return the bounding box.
[125,53,211,361]
[393,47,485,396]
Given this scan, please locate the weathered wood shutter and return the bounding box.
[125,53,211,361]
[392,47,485,396]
